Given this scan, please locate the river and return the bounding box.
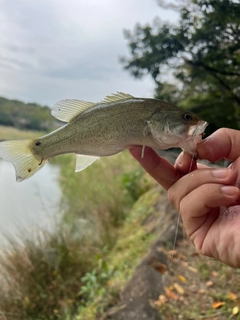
[0,160,61,240]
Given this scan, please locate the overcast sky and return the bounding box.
[0,0,178,107]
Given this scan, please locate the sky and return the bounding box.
[0,0,178,107]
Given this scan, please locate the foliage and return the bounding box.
[122,0,240,133]
[121,169,151,201]
[55,151,153,232]
[78,248,115,304]
[0,142,154,319]
[74,187,161,320]
[0,96,57,131]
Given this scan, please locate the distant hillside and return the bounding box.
[0,97,58,131]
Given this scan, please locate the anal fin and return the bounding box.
[75,154,100,172]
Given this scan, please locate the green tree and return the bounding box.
[122,0,240,133]
[0,97,58,131]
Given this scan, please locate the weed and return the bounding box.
[0,147,153,319]
[120,168,151,201]
[0,222,105,319]
[78,251,115,304]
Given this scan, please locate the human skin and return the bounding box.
[129,128,240,268]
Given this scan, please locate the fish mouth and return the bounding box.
[188,120,208,138]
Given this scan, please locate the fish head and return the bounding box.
[165,110,208,155]
[180,118,208,156]
[148,106,208,155]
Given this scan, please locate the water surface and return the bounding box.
[0,160,61,239]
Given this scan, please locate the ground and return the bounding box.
[99,190,240,320]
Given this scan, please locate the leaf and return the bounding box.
[206,281,214,287]
[164,287,179,300]
[227,292,237,301]
[181,261,198,273]
[187,265,198,273]
[167,250,178,256]
[178,275,187,283]
[154,263,167,274]
[212,302,225,309]
[232,306,239,315]
[154,294,167,306]
[211,271,218,277]
[173,283,184,295]
[178,252,187,260]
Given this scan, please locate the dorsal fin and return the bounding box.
[100,92,134,104]
[51,99,95,122]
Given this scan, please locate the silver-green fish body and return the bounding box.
[0,92,208,182]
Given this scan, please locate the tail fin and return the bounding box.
[0,140,47,182]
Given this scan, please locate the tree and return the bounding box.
[0,97,57,131]
[121,0,240,133]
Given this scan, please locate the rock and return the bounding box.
[106,297,162,320]
[122,265,164,301]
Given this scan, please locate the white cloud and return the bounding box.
[0,0,178,106]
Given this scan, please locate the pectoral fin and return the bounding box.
[75,154,100,172]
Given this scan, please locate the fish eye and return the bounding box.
[182,112,193,122]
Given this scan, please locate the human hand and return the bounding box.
[130,128,240,267]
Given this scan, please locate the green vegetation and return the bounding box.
[0,225,96,320]
[55,151,152,230]
[0,97,57,131]
[0,137,154,319]
[0,132,239,319]
[0,1,239,319]
[74,187,161,320]
[122,0,240,134]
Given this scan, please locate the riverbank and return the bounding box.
[0,126,239,320]
[0,125,155,319]
[0,125,45,140]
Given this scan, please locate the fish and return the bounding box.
[0,92,208,182]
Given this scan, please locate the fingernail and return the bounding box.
[221,186,239,195]
[212,169,229,178]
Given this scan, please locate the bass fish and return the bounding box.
[0,92,208,182]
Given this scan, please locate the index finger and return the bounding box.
[129,146,180,190]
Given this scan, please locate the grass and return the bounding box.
[0,125,45,140]
[0,125,154,319]
[73,187,162,320]
[53,151,153,237]
[0,225,97,320]
[1,126,240,320]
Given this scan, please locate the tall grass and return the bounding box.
[0,125,45,140]
[0,225,97,320]
[56,151,152,234]
[0,149,153,319]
